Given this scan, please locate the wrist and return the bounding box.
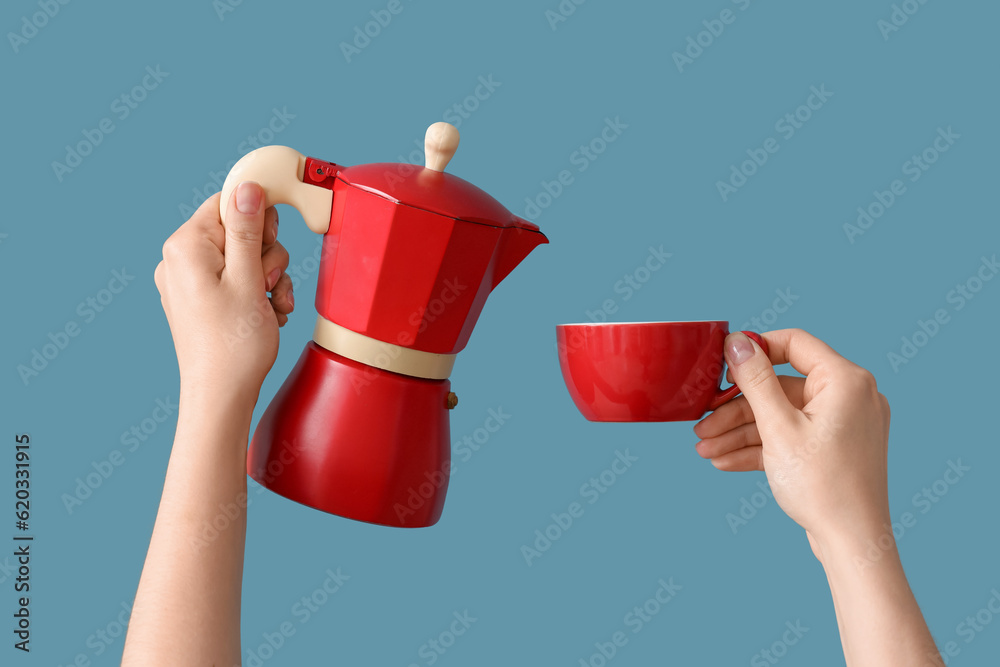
[814,524,903,577]
[177,380,258,444]
[179,374,261,417]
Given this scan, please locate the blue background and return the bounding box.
[3,0,998,665]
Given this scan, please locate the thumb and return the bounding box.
[725,332,799,435]
[223,181,267,282]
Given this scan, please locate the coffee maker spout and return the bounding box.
[491,222,548,290]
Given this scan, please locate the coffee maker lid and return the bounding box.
[336,162,540,231]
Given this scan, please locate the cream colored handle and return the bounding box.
[424,122,460,172]
[219,146,332,235]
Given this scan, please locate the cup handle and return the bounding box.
[707,331,770,412]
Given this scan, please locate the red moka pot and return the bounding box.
[220,123,547,527]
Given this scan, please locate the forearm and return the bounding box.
[818,530,939,666]
[122,386,254,666]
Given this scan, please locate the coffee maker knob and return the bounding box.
[424,122,460,172]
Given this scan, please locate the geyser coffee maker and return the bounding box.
[220,122,547,527]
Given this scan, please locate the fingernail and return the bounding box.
[236,181,262,214]
[272,219,278,239]
[266,268,281,291]
[288,287,294,308]
[726,333,755,366]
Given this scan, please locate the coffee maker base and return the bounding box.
[248,341,452,528]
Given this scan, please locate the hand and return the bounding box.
[154,182,294,404]
[693,329,892,558]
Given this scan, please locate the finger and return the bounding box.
[269,272,294,314]
[153,261,165,294]
[761,328,848,378]
[780,375,807,407]
[710,446,764,472]
[263,207,279,246]
[166,192,228,257]
[261,242,290,291]
[879,392,891,439]
[257,209,279,255]
[695,376,806,438]
[187,192,225,231]
[222,181,267,282]
[160,225,224,282]
[725,332,800,434]
[696,394,753,439]
[276,312,289,327]
[695,422,761,459]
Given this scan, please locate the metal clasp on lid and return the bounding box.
[304,157,342,190]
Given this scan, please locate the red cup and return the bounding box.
[555,321,768,422]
